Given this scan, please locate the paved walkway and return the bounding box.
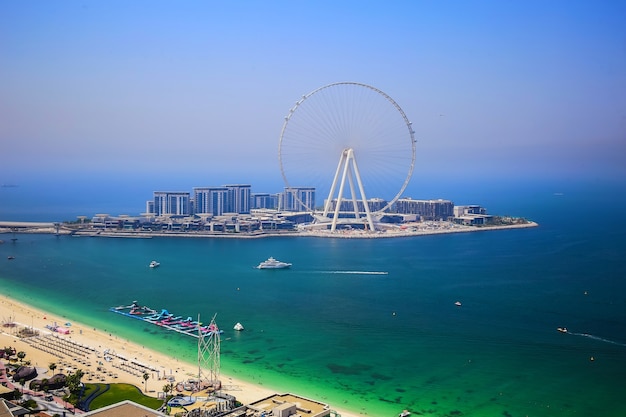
[1,359,83,414]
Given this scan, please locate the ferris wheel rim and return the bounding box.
[278,81,416,213]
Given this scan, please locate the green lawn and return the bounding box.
[83,383,164,410]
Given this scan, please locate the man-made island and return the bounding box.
[0,216,537,239]
[0,198,537,239]
[2,185,538,238]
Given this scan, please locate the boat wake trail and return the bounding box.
[567,331,626,347]
[323,271,389,275]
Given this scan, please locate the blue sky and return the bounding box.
[1,1,625,199]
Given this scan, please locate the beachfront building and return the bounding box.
[221,393,331,417]
[79,393,329,417]
[323,197,387,214]
[90,214,115,229]
[394,198,454,221]
[193,187,229,216]
[80,400,168,416]
[0,399,31,417]
[153,192,191,216]
[453,204,492,225]
[280,187,316,212]
[251,192,279,210]
[453,204,487,217]
[224,184,251,214]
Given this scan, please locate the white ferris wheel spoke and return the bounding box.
[279,82,416,232]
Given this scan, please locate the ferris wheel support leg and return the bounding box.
[350,151,376,231]
[331,151,352,232]
[324,150,348,218]
[347,170,360,220]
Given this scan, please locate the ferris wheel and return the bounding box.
[278,82,416,231]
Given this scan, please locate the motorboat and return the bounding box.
[399,411,411,417]
[557,327,568,333]
[149,260,160,268]
[454,301,462,306]
[234,322,244,331]
[256,257,292,269]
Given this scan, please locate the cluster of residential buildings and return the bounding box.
[81,183,492,233]
[147,185,315,217]
[146,184,487,220]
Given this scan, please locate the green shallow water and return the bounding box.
[1,182,626,417]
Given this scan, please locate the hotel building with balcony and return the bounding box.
[393,198,454,221]
[193,187,228,216]
[280,187,316,212]
[223,184,251,214]
[152,191,191,216]
[251,193,280,210]
[323,198,388,214]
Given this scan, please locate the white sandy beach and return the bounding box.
[0,294,362,417]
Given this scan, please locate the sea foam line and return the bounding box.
[568,331,626,347]
[323,270,389,275]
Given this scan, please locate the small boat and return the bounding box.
[557,327,568,333]
[399,410,411,417]
[149,260,160,268]
[256,257,292,269]
[234,322,244,331]
[454,301,462,306]
[7,256,15,260]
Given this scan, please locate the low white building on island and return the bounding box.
[453,205,493,225]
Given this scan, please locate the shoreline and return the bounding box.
[1,220,539,239]
[0,220,539,415]
[0,293,362,417]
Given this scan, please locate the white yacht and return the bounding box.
[234,322,244,331]
[256,257,292,269]
[149,260,160,268]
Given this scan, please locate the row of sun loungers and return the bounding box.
[21,333,163,382]
[23,335,96,359]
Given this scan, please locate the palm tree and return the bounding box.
[143,372,149,392]
[16,351,26,363]
[162,383,173,398]
[49,362,57,375]
[40,378,49,395]
[66,369,84,395]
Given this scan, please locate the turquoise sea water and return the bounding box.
[1,179,626,416]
